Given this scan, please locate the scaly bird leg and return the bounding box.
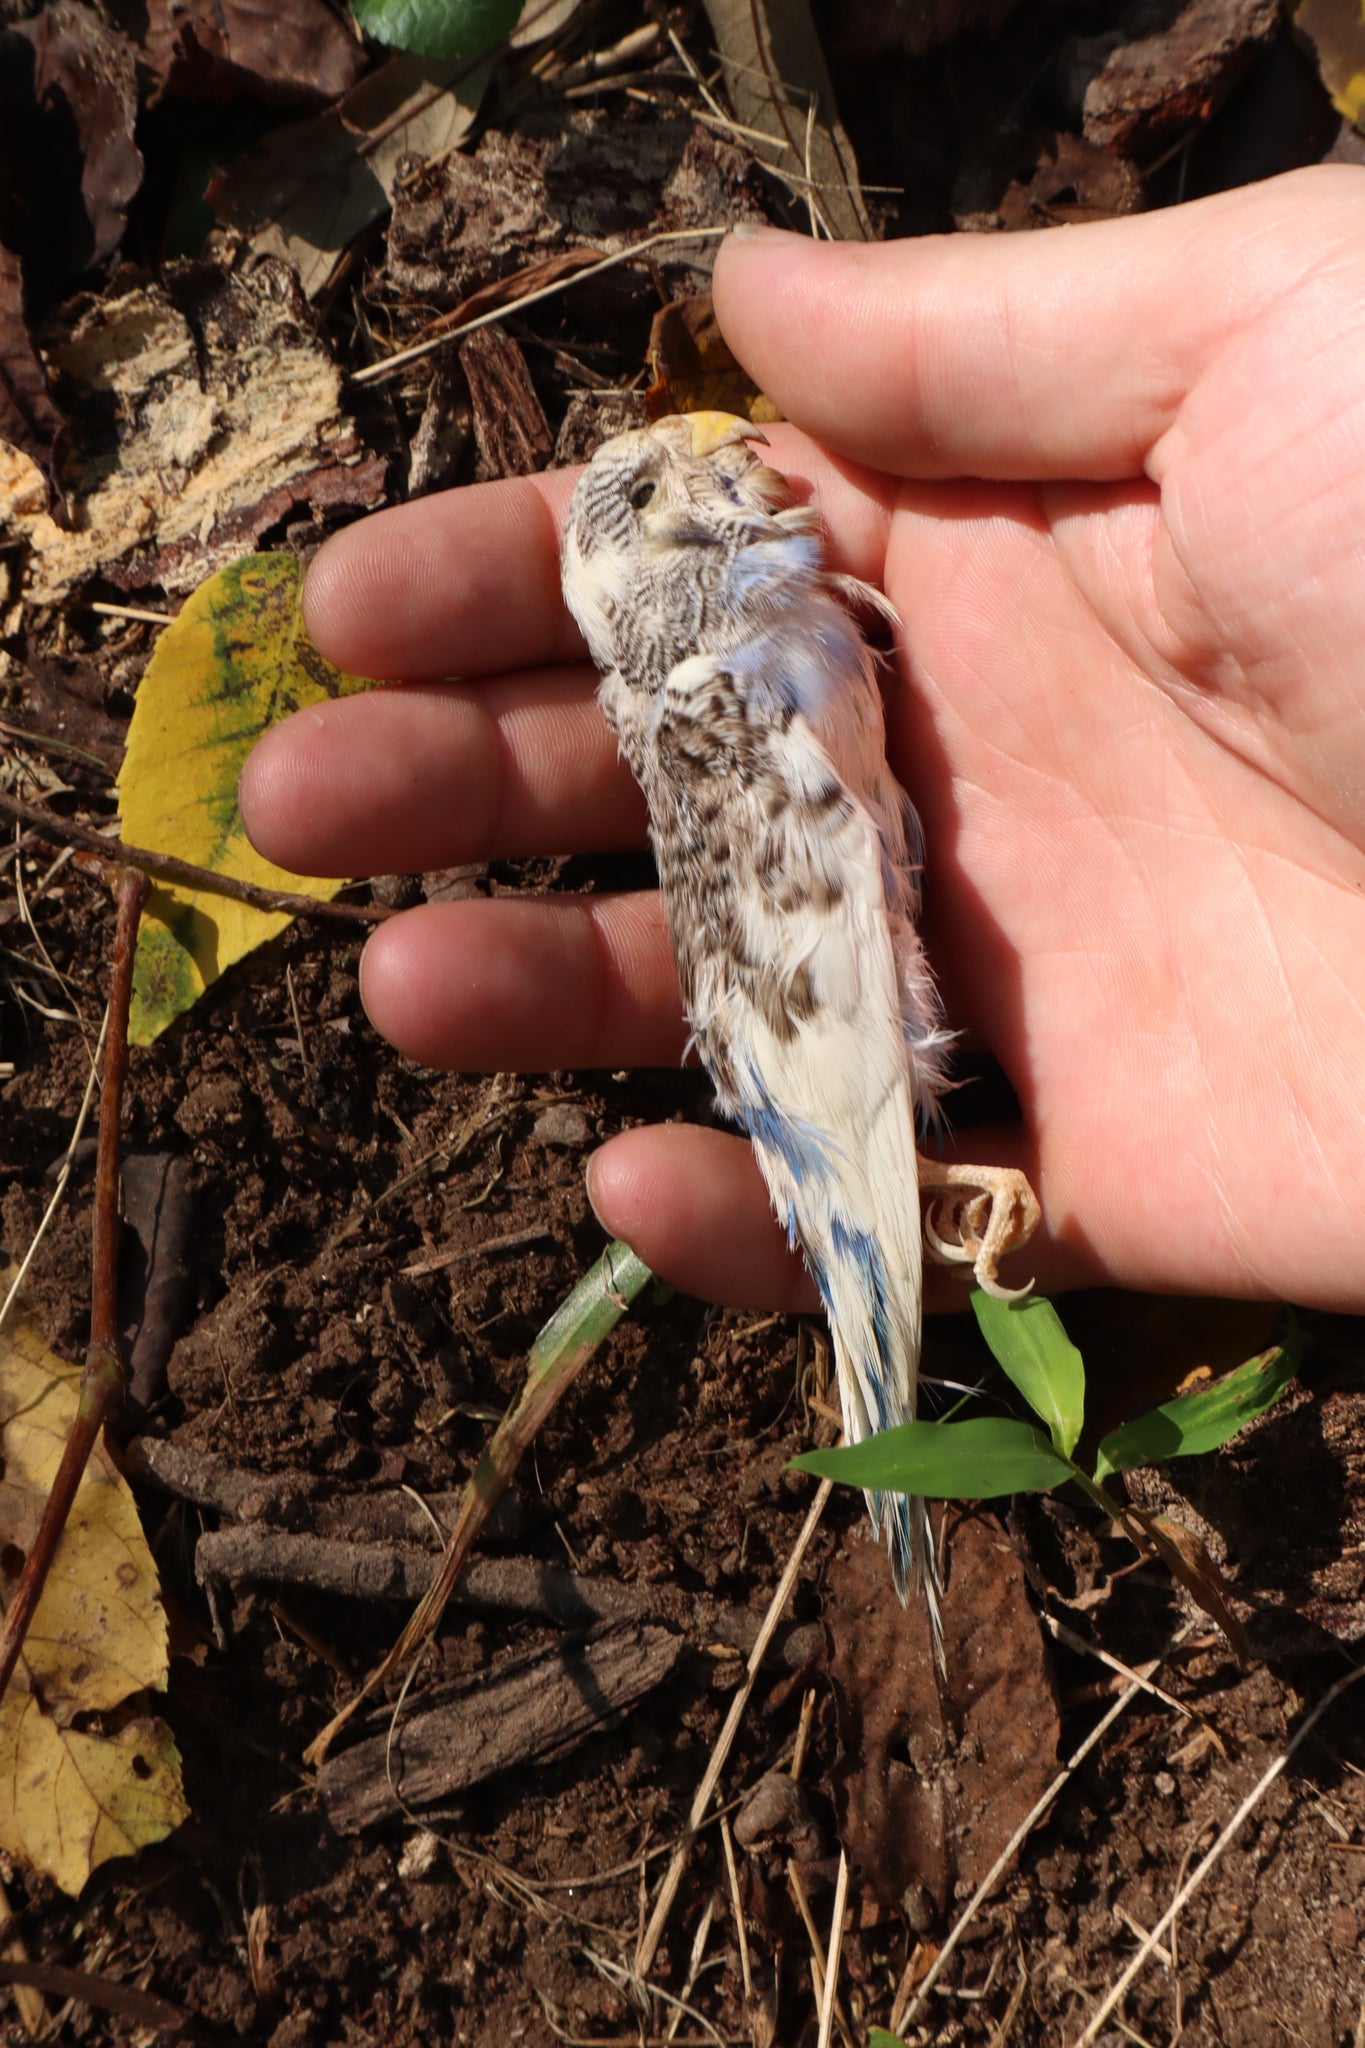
[916,1157,1042,1302]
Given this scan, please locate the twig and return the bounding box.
[1071,1658,1365,2047]
[817,1851,850,2048]
[0,791,391,926]
[719,1816,752,2003]
[0,867,147,1703]
[85,600,173,627]
[635,1479,832,1979]
[895,1624,1197,2032]
[350,226,729,386]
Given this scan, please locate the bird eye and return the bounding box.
[629,477,657,511]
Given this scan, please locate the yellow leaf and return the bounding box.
[0,1699,187,1899]
[0,1309,187,1892]
[116,552,377,1044]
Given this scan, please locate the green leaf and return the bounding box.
[1094,1331,1300,1481]
[351,0,520,61]
[868,2033,908,2048]
[971,1290,1086,1456]
[790,1417,1073,1499]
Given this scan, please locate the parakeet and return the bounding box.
[561,412,1037,1613]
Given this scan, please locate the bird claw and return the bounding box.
[916,1157,1042,1299]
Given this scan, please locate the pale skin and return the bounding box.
[240,165,1365,1315]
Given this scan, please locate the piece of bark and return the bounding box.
[407,361,470,497]
[318,1620,684,1829]
[459,326,553,481]
[3,258,385,603]
[1081,0,1281,157]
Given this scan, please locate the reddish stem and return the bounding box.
[0,867,147,1703]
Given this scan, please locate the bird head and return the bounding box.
[561,412,796,675]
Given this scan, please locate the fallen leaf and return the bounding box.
[0,1308,187,1895]
[1116,1503,1250,1664]
[644,295,781,425]
[116,552,377,1044]
[146,0,368,108]
[1294,0,1365,129]
[15,1,143,270]
[987,132,1147,230]
[0,259,385,604]
[209,51,495,299]
[824,1512,1058,1915]
[701,0,873,240]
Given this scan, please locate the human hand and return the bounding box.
[239,165,1365,1313]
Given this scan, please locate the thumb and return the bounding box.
[712,167,1365,484]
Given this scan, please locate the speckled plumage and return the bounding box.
[562,413,955,1602]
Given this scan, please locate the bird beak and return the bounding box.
[685,411,768,458]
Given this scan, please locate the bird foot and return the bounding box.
[916,1157,1041,1301]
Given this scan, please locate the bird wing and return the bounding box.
[643,649,930,1591]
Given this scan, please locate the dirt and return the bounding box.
[3,4,1365,2045]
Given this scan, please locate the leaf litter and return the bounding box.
[1,0,1364,2042]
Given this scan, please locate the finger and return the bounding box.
[587,1123,1093,1314]
[299,436,895,687]
[358,893,685,1072]
[585,1125,816,1311]
[713,167,1364,480]
[239,673,646,876]
[301,468,583,681]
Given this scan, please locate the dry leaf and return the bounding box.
[117,552,376,1044]
[0,1310,187,1895]
[14,1,143,271]
[824,1512,1058,1915]
[209,51,495,299]
[645,295,781,424]
[0,260,384,605]
[145,0,368,108]
[700,0,872,240]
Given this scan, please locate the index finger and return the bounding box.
[300,432,895,684]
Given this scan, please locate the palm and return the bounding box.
[878,421,1365,1304]
[241,166,1365,1312]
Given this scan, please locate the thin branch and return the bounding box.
[0,868,146,1703]
[0,792,391,927]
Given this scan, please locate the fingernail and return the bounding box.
[729,220,807,244]
[583,1151,606,1227]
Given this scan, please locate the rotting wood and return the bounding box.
[317,1620,684,1831]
